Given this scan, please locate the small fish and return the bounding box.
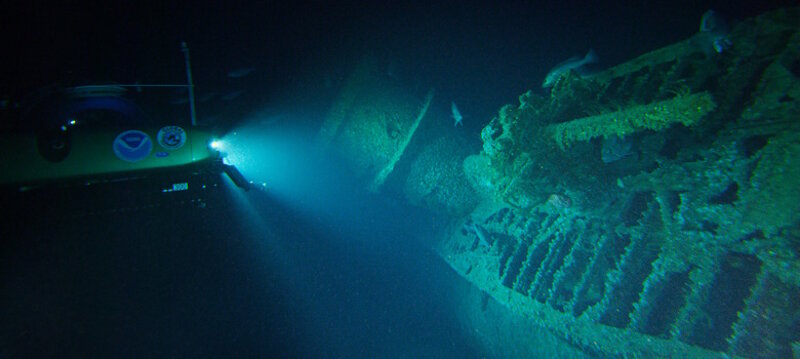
[196,92,217,103]
[221,90,245,101]
[601,134,635,163]
[546,194,572,209]
[227,67,255,78]
[699,10,732,53]
[542,50,598,88]
[451,102,463,127]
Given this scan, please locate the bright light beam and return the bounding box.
[217,116,364,232]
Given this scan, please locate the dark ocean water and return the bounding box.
[1,175,482,357]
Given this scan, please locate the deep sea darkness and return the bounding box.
[1,177,480,357]
[2,1,792,127]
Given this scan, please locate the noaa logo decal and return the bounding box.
[157,126,186,150]
[113,130,152,162]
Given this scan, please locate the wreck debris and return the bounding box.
[437,7,800,358]
[317,57,433,192]
[548,91,716,149]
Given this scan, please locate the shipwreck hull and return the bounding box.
[318,7,800,357]
[433,7,800,358]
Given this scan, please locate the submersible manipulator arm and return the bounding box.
[221,162,252,191]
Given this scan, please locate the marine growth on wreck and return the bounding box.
[419,7,800,359]
[316,6,799,358]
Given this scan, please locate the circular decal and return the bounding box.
[113,130,152,162]
[157,126,187,150]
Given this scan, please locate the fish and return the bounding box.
[542,50,598,88]
[546,194,572,209]
[699,10,732,53]
[601,134,634,163]
[227,67,255,78]
[451,102,463,127]
[221,90,245,101]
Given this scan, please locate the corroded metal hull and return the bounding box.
[433,7,800,358]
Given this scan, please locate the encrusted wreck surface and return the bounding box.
[433,7,800,358]
[317,57,434,191]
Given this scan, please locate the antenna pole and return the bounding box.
[181,42,198,126]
